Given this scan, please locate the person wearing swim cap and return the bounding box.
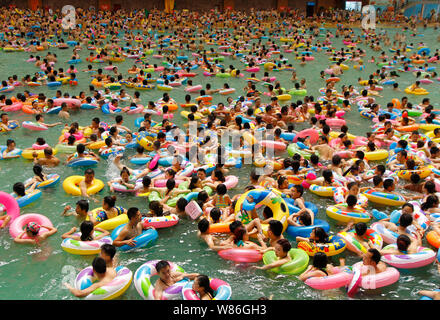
[14,221,57,245]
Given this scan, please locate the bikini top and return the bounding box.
[236,240,245,247]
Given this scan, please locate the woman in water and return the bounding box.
[61,221,110,241]
[191,275,216,300]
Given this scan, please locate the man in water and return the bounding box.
[0,113,18,131]
[360,248,387,276]
[310,136,335,161]
[153,260,199,300]
[79,168,97,199]
[197,218,232,251]
[64,257,116,297]
[112,207,155,248]
[32,147,60,167]
[61,199,90,220]
[100,244,117,277]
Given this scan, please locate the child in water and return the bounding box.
[14,221,58,245]
[61,221,110,241]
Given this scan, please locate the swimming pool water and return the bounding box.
[0,25,438,300]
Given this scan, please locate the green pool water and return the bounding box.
[0,26,438,300]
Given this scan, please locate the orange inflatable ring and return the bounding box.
[156,103,178,111]
[392,98,401,109]
[326,77,340,83]
[91,79,103,87]
[195,95,213,103]
[208,222,231,234]
[395,125,420,132]
[426,231,440,249]
[22,104,37,114]
[180,103,197,108]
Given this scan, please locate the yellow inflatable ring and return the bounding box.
[364,149,389,161]
[326,204,371,223]
[264,62,276,70]
[56,77,70,84]
[243,131,257,145]
[234,189,289,236]
[425,130,440,142]
[404,87,429,95]
[86,207,128,230]
[62,175,104,196]
[329,131,356,140]
[309,184,338,197]
[276,94,291,101]
[253,158,283,170]
[87,140,106,150]
[420,124,440,132]
[22,148,58,160]
[180,111,204,120]
[397,167,432,180]
[297,235,346,257]
[136,135,154,151]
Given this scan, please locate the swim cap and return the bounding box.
[26,222,40,234]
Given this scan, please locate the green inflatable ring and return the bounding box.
[262,249,309,275]
[287,144,318,159]
[288,89,307,96]
[216,73,231,78]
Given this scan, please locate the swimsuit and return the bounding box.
[214,194,229,208]
[237,209,252,225]
[96,206,124,222]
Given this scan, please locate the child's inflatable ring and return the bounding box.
[218,248,263,262]
[13,189,42,207]
[297,235,346,257]
[234,189,289,236]
[427,231,440,248]
[309,185,338,197]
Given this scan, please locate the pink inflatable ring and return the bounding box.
[9,213,53,239]
[0,191,20,227]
